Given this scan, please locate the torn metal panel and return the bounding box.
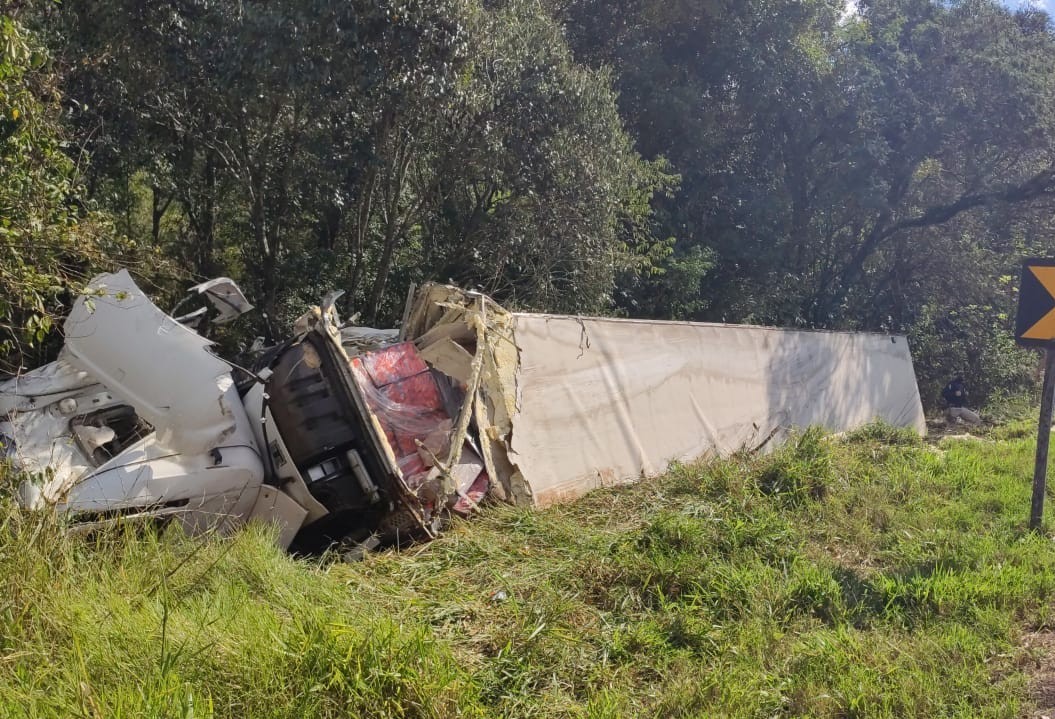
[240,384,330,526]
[1,272,267,524]
[63,434,263,523]
[0,356,98,417]
[1,271,266,541]
[4,391,97,502]
[63,270,239,455]
[418,338,474,385]
[187,277,254,324]
[247,485,309,550]
[403,283,532,506]
[0,359,109,498]
[402,284,477,340]
[340,326,400,356]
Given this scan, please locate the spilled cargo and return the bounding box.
[0,272,926,551]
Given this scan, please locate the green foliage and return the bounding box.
[60,0,667,331]
[0,517,483,717]
[0,10,130,370]
[558,0,1055,405]
[843,419,925,447]
[910,299,1039,408]
[406,0,675,316]
[616,244,714,320]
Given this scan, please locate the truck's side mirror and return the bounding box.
[171,277,255,333]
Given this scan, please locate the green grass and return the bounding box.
[2,420,1055,717]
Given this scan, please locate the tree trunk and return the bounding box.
[348,170,376,303]
[150,186,172,246]
[249,166,277,337]
[367,216,399,324]
[194,152,219,276]
[367,141,414,323]
[317,202,342,251]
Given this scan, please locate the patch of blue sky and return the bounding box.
[1001,0,1054,13]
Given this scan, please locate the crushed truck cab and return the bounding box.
[1,270,265,537]
[0,271,486,549]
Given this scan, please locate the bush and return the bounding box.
[909,301,1039,412]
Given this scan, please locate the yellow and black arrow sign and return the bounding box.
[1016,259,1055,347]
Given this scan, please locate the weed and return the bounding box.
[844,419,924,447]
[0,417,1051,717]
[756,426,834,504]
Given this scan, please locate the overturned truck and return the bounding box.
[0,272,926,550]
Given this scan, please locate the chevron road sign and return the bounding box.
[1016,259,1055,530]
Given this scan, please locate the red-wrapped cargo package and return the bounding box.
[349,343,488,516]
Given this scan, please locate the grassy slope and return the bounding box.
[0,421,1053,718]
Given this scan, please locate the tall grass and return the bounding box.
[0,420,1053,717]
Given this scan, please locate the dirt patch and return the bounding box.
[925,417,989,440]
[1022,632,1055,718]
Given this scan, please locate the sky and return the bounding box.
[843,0,1055,19]
[1004,0,1055,13]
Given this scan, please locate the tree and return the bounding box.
[555,0,1055,323]
[64,0,470,327]
[61,0,667,328]
[406,0,675,317]
[0,7,130,372]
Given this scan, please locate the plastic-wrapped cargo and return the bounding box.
[403,284,927,507]
[347,342,489,520]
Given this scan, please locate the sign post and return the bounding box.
[1015,258,1055,530]
[1031,351,1055,529]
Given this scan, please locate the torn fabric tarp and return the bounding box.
[508,314,925,505]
